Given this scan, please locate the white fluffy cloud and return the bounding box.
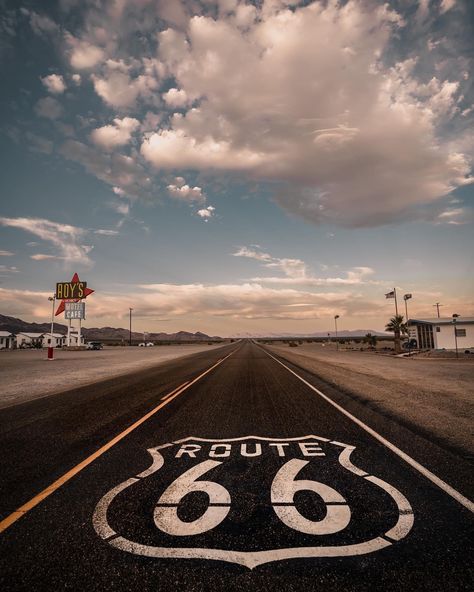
[90,117,140,150]
[0,217,92,266]
[34,96,63,119]
[66,35,104,69]
[163,88,190,108]
[197,206,215,220]
[136,1,473,227]
[91,59,161,109]
[167,177,204,202]
[41,74,66,94]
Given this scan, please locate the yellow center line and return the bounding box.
[0,350,235,535]
[161,381,190,400]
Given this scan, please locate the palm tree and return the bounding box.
[385,315,407,353]
[364,333,377,348]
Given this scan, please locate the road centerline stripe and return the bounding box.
[0,350,236,535]
[262,347,474,514]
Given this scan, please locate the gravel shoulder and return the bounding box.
[0,344,227,409]
[265,343,474,456]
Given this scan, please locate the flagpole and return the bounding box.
[394,288,399,317]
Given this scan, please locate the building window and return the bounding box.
[436,326,440,332]
[455,328,466,337]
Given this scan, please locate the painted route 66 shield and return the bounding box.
[93,435,413,569]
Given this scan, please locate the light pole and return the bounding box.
[433,302,443,318]
[334,315,340,350]
[452,314,459,359]
[48,295,55,359]
[129,307,133,347]
[403,294,412,355]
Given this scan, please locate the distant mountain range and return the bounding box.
[0,314,222,342]
[233,329,390,338]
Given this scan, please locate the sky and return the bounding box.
[0,0,473,337]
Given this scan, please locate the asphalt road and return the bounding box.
[0,341,472,591]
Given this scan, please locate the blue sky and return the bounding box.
[0,0,473,336]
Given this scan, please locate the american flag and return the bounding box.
[385,290,395,299]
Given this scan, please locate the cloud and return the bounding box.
[234,246,376,286]
[66,35,104,69]
[197,206,215,220]
[91,59,161,109]
[163,88,190,108]
[30,254,65,261]
[41,73,66,94]
[23,9,59,37]
[167,178,204,202]
[435,206,471,225]
[61,139,148,197]
[0,217,92,266]
[25,132,53,155]
[0,250,14,256]
[34,96,63,120]
[94,229,119,236]
[90,117,140,150]
[136,1,473,227]
[0,265,19,275]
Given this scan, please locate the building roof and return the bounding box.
[17,332,45,338]
[408,317,474,326]
[0,331,13,337]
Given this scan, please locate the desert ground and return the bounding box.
[0,344,227,409]
[266,342,474,456]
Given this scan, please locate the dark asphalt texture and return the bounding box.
[0,341,472,591]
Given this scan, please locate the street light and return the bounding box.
[452,314,459,359]
[334,315,340,350]
[129,307,133,347]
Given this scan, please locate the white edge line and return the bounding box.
[261,347,474,514]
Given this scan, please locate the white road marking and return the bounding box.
[93,435,414,568]
[262,348,474,514]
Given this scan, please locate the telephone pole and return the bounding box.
[129,308,133,346]
[433,303,443,318]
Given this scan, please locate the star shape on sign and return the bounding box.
[55,272,94,316]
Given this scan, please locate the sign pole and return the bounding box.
[67,318,71,347]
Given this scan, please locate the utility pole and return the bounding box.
[452,314,459,359]
[129,308,133,347]
[48,295,55,360]
[334,315,340,350]
[433,303,443,318]
[403,294,412,355]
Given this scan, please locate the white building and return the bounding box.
[42,333,67,348]
[68,332,85,346]
[408,317,474,350]
[16,332,44,348]
[0,331,14,349]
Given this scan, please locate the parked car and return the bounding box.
[86,341,103,350]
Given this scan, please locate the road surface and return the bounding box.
[0,341,472,591]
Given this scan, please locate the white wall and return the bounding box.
[434,323,473,349]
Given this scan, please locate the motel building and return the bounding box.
[16,332,45,348]
[42,333,67,348]
[408,317,474,351]
[0,331,15,349]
